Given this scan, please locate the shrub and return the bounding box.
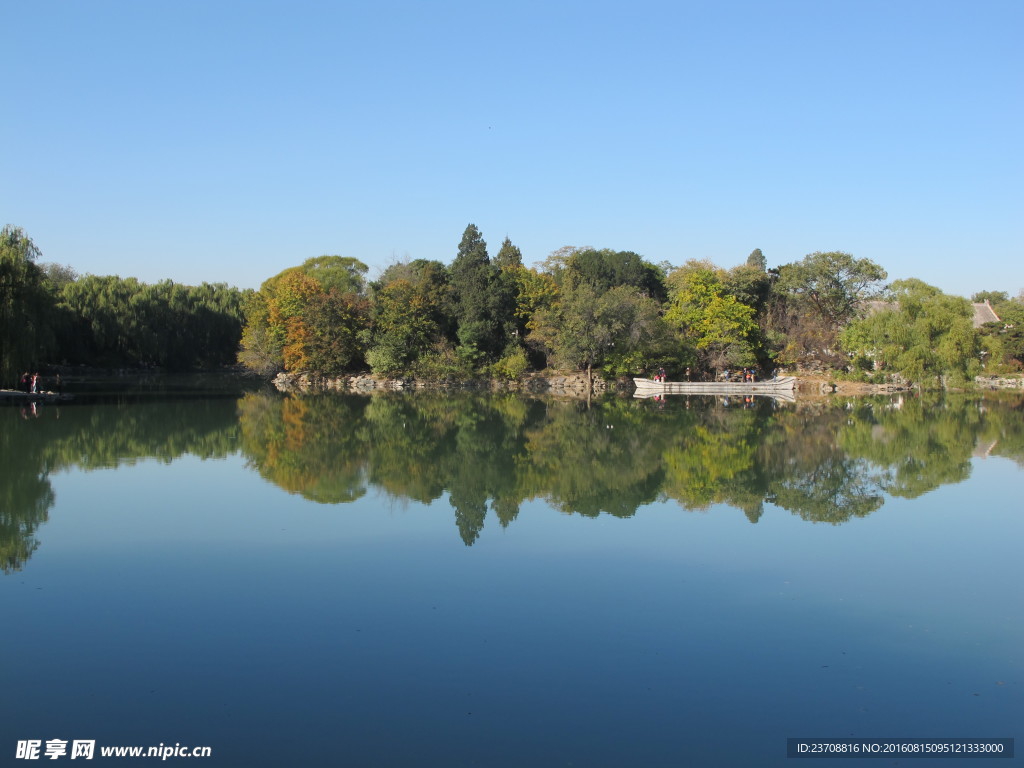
[365,344,404,376]
[491,348,529,380]
[413,345,473,380]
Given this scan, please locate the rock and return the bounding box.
[271,371,624,397]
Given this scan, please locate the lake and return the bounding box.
[2,386,1021,766]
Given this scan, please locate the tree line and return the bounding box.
[1,225,246,383]
[4,222,1022,387]
[237,223,1023,387]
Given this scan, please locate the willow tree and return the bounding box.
[841,279,979,387]
[56,275,244,370]
[0,226,54,383]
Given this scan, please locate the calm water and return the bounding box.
[2,387,1022,767]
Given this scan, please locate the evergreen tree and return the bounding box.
[493,237,526,351]
[493,237,524,270]
[746,248,767,271]
[448,224,504,358]
[564,248,666,302]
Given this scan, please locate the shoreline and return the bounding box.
[800,374,1024,395]
[271,371,627,397]
[272,371,1024,397]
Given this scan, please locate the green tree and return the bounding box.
[768,251,887,367]
[493,237,523,270]
[57,275,144,365]
[528,281,665,382]
[746,248,767,271]
[977,300,1024,370]
[509,265,559,344]
[537,245,587,284]
[492,237,525,354]
[302,290,371,373]
[53,275,244,370]
[595,286,673,376]
[367,260,455,375]
[449,224,506,360]
[723,263,773,316]
[182,282,248,368]
[665,260,758,375]
[238,290,281,374]
[369,279,445,374]
[0,225,54,383]
[528,281,608,378]
[39,262,78,289]
[564,248,666,301]
[971,290,1009,305]
[299,255,368,295]
[775,251,887,326]
[841,279,980,386]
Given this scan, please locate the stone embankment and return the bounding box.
[273,372,627,396]
[798,377,912,395]
[799,374,1024,394]
[974,375,1024,390]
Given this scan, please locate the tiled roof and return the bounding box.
[972,301,1000,327]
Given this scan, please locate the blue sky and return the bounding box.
[4,0,1021,298]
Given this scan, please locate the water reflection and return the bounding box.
[0,399,239,572]
[3,391,1023,568]
[236,391,1024,542]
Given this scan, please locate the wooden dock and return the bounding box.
[0,389,73,404]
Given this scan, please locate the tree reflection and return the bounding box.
[235,391,1024,543]
[238,394,369,503]
[5,390,1023,568]
[0,437,52,571]
[0,399,240,572]
[520,399,664,517]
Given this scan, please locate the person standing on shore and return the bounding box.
[30,373,39,394]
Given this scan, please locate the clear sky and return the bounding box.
[4,0,1021,298]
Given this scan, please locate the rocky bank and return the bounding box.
[272,371,630,397]
[273,371,1024,397]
